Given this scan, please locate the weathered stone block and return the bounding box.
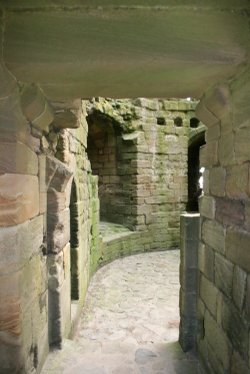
[20,83,54,133]
[214,253,233,298]
[216,198,244,227]
[53,110,79,130]
[200,275,218,317]
[46,156,72,192]
[199,196,215,219]
[218,131,235,166]
[205,123,220,142]
[0,141,38,175]
[0,215,43,273]
[226,163,249,199]
[0,174,39,226]
[204,310,231,371]
[202,219,225,254]
[231,350,250,374]
[233,266,247,311]
[209,167,226,197]
[47,209,70,253]
[226,229,250,273]
[198,243,214,282]
[0,334,23,374]
[235,127,250,164]
[202,170,209,195]
[39,155,46,193]
[0,270,22,337]
[245,201,250,231]
[222,299,248,359]
[179,289,197,318]
[195,99,218,127]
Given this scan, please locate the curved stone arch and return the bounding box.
[188,124,206,148]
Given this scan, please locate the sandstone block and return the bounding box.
[226,163,249,199]
[245,201,250,231]
[198,243,214,282]
[202,170,209,195]
[214,253,233,298]
[216,198,244,227]
[204,310,231,371]
[20,83,54,133]
[52,110,79,130]
[235,127,250,163]
[39,155,46,193]
[203,84,230,121]
[205,123,220,142]
[233,266,247,311]
[209,167,226,197]
[47,209,70,253]
[0,141,38,175]
[0,272,21,336]
[46,156,72,192]
[0,334,23,373]
[226,229,250,273]
[195,99,218,127]
[222,299,248,359]
[200,276,218,317]
[0,88,27,133]
[218,132,235,166]
[231,351,250,374]
[0,174,39,226]
[199,196,215,219]
[47,190,67,212]
[0,215,43,273]
[202,219,225,254]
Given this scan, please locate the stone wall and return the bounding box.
[0,84,205,373]
[196,67,250,373]
[87,98,201,250]
[0,80,96,373]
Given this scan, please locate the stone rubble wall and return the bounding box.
[86,98,200,251]
[196,67,250,373]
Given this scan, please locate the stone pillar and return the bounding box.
[179,212,200,352]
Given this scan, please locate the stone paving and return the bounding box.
[42,250,205,374]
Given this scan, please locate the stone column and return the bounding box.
[179,212,200,352]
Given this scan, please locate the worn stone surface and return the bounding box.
[200,276,218,318]
[202,219,225,255]
[199,196,215,220]
[214,253,233,298]
[226,229,250,273]
[215,197,244,227]
[226,163,249,199]
[0,141,38,175]
[42,251,205,374]
[0,174,39,226]
[209,167,226,197]
[233,266,247,312]
[204,310,231,371]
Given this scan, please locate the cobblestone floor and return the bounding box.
[42,250,205,373]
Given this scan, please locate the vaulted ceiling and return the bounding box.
[1,0,250,99]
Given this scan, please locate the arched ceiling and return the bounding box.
[1,0,250,100]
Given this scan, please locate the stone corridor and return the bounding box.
[41,250,204,374]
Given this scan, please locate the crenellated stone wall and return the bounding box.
[196,67,250,373]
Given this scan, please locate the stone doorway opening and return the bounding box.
[69,179,80,301]
[187,129,206,212]
[86,110,136,230]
